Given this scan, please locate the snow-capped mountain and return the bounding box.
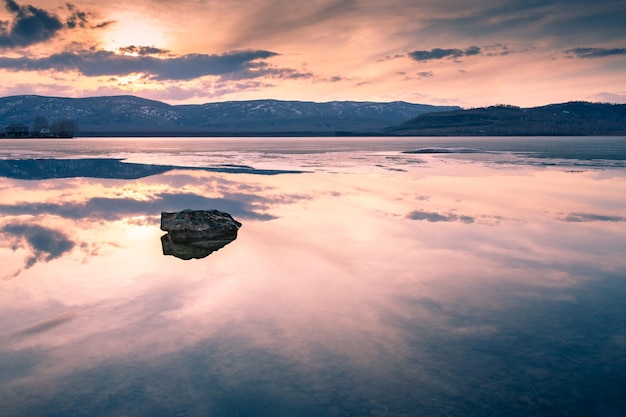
[0,95,459,136]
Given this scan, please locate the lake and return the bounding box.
[1,136,626,417]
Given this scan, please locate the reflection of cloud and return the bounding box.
[0,223,75,276]
[402,147,485,154]
[559,212,626,223]
[0,192,281,222]
[415,297,445,313]
[407,210,474,224]
[151,172,270,194]
[12,311,77,338]
[157,192,276,220]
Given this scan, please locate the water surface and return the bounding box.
[1,137,625,417]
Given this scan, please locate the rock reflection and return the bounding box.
[160,209,241,260]
[160,233,237,260]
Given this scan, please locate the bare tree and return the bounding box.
[31,115,49,136]
[49,118,78,137]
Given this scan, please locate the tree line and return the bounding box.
[30,115,78,137]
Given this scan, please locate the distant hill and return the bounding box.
[387,102,626,136]
[0,95,459,136]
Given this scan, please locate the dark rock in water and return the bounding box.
[161,209,241,242]
[160,209,241,260]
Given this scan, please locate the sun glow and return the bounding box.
[102,12,170,52]
[114,73,146,86]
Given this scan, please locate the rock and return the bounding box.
[160,209,241,259]
[160,209,241,242]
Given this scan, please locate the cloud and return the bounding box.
[565,47,626,59]
[482,43,515,57]
[0,49,292,81]
[412,1,626,48]
[407,210,474,224]
[221,0,361,47]
[129,81,272,102]
[92,20,114,29]
[408,46,482,62]
[0,81,74,97]
[118,45,169,56]
[64,3,90,29]
[558,212,626,223]
[0,0,63,47]
[229,64,313,81]
[587,92,626,104]
[0,223,76,270]
[0,1,103,48]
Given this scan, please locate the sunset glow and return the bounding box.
[101,12,170,53]
[0,0,624,106]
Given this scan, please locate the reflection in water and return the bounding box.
[407,209,475,223]
[0,223,76,280]
[161,233,237,260]
[11,311,77,337]
[0,158,173,179]
[1,138,626,417]
[0,158,304,180]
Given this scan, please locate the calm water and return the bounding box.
[1,137,626,417]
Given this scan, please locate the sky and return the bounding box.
[0,0,625,107]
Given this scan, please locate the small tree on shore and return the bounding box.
[49,118,78,137]
[31,115,49,136]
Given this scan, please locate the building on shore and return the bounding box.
[4,123,30,138]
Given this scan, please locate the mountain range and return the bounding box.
[1,95,624,136]
[0,95,458,136]
[387,102,626,136]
